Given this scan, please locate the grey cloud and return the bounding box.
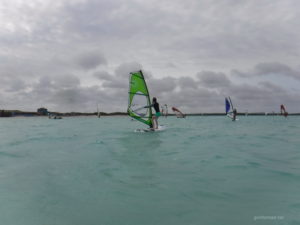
[230,84,272,101]
[0,75,27,93]
[102,78,127,89]
[62,0,184,40]
[148,77,177,95]
[177,77,198,90]
[63,0,123,38]
[165,62,177,68]
[97,63,177,95]
[1,63,300,113]
[114,62,144,79]
[93,71,113,81]
[162,87,221,113]
[46,86,106,112]
[98,62,143,89]
[53,74,81,88]
[5,79,27,93]
[254,63,300,80]
[51,88,86,106]
[32,74,80,93]
[37,76,53,89]
[258,81,286,94]
[75,52,107,71]
[198,71,232,89]
[233,62,300,80]
[93,70,125,91]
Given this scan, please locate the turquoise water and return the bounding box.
[0,116,300,225]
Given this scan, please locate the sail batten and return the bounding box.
[128,92,149,96]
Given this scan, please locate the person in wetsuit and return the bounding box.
[144,97,161,129]
[232,108,237,121]
[151,97,161,129]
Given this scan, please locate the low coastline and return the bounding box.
[1,110,300,117]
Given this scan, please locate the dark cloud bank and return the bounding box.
[1,57,300,113]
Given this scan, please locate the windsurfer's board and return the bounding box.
[134,125,167,133]
[226,114,239,121]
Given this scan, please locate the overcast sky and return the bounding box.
[1,0,300,113]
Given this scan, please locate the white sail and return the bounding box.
[97,104,100,118]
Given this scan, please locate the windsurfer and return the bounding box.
[151,97,161,129]
[145,97,161,129]
[280,104,288,117]
[232,108,237,121]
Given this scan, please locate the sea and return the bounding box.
[0,116,299,225]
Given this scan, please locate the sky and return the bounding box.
[1,0,300,113]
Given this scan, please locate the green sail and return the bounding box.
[128,70,153,127]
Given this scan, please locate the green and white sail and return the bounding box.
[128,70,153,127]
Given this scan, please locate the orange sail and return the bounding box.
[172,107,186,118]
[280,104,288,117]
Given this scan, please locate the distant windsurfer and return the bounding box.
[161,106,164,117]
[145,97,161,129]
[225,97,237,121]
[172,106,185,118]
[164,104,168,117]
[232,108,237,121]
[280,104,288,117]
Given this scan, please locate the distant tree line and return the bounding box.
[0,110,12,117]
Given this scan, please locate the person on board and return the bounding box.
[151,97,161,129]
[232,108,237,121]
[164,104,168,118]
[161,106,164,117]
[145,97,161,129]
[280,104,288,117]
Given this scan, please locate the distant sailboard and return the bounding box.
[161,104,168,117]
[225,97,238,121]
[172,107,186,118]
[280,104,288,118]
[48,113,62,119]
[128,70,166,132]
[135,125,167,133]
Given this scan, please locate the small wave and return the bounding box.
[269,170,300,179]
[188,135,202,140]
[0,151,22,158]
[193,190,233,200]
[224,165,248,170]
[247,161,261,167]
[7,139,28,147]
[288,220,300,225]
[214,155,223,159]
[91,140,105,145]
[290,203,300,209]
[162,151,180,156]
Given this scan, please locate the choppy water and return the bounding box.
[0,116,300,225]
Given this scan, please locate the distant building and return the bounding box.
[37,107,48,115]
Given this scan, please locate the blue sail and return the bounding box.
[225,97,231,114]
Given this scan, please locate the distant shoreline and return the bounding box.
[1,110,300,117]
